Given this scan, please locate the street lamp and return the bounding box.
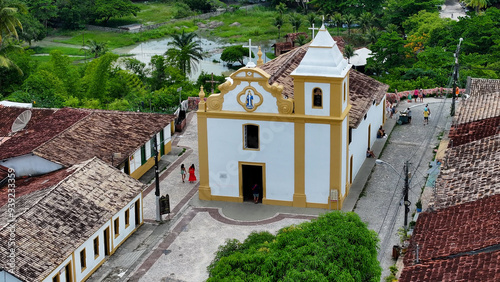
[375,159,411,228]
[451,38,463,117]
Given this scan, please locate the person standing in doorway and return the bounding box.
[180,164,186,183]
[252,183,260,204]
[188,164,197,183]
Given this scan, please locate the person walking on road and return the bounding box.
[252,183,260,204]
[423,107,430,125]
[180,164,186,183]
[188,164,197,183]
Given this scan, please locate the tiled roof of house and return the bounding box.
[0,107,175,166]
[0,157,144,281]
[0,107,89,160]
[468,78,500,97]
[448,92,500,147]
[400,194,500,281]
[400,250,500,282]
[259,41,388,128]
[33,110,175,167]
[431,134,499,209]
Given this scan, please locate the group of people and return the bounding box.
[407,88,425,103]
[180,164,197,183]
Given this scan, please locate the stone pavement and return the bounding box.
[89,97,454,282]
[440,0,467,20]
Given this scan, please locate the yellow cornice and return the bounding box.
[205,67,294,114]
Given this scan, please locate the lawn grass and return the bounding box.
[30,46,87,56]
[30,55,85,63]
[98,3,178,27]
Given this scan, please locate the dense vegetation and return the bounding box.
[1,0,499,112]
[207,212,381,281]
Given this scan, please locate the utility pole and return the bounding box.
[404,161,410,228]
[451,38,463,116]
[154,136,161,222]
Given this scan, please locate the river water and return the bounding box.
[115,37,275,81]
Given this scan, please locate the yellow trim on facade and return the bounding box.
[238,161,266,201]
[72,252,76,282]
[211,195,243,203]
[293,121,306,207]
[164,140,172,156]
[197,106,211,200]
[129,154,156,180]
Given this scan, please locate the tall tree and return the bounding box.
[289,13,302,33]
[343,13,355,37]
[332,12,343,36]
[83,39,108,58]
[466,0,488,14]
[92,0,140,23]
[344,44,356,63]
[359,12,374,34]
[220,45,252,66]
[274,15,284,39]
[165,31,203,76]
[0,0,24,45]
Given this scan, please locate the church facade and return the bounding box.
[197,26,388,209]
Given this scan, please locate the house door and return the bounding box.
[134,200,141,225]
[240,163,264,203]
[103,227,110,256]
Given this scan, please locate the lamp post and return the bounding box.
[375,159,411,228]
[451,38,463,117]
[153,136,161,222]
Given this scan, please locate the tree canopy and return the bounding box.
[220,45,252,66]
[207,212,381,281]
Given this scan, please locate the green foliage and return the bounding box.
[184,0,213,12]
[93,0,140,23]
[208,212,381,281]
[81,52,119,101]
[220,45,251,66]
[311,0,385,16]
[21,69,66,107]
[165,31,203,76]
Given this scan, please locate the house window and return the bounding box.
[125,209,130,227]
[243,124,259,150]
[52,275,60,282]
[349,127,352,144]
[344,82,347,102]
[364,114,367,120]
[93,237,99,258]
[80,249,86,271]
[140,145,146,165]
[312,88,322,108]
[114,218,119,238]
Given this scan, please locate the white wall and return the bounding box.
[304,82,330,116]
[349,101,384,182]
[164,124,172,144]
[111,194,142,249]
[341,118,348,196]
[42,255,72,282]
[221,81,280,114]
[206,118,295,201]
[0,271,22,282]
[2,154,63,177]
[304,123,330,203]
[129,148,141,173]
[73,223,109,282]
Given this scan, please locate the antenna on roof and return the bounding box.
[11,110,32,134]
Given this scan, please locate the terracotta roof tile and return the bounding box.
[259,41,388,128]
[33,110,175,166]
[454,92,500,125]
[0,107,90,160]
[431,134,499,209]
[468,78,500,97]
[400,250,500,282]
[405,195,500,265]
[0,158,144,281]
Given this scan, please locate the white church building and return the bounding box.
[197,25,388,209]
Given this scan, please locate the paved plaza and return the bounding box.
[89,97,454,282]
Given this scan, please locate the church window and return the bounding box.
[243,124,259,150]
[80,249,86,271]
[312,88,323,108]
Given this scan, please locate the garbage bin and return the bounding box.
[392,245,400,260]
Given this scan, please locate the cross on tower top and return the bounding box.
[309,23,319,39]
[243,39,258,68]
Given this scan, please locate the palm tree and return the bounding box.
[276,2,287,16]
[307,13,316,28]
[367,27,380,45]
[466,0,487,13]
[359,12,374,34]
[295,34,308,46]
[332,13,343,36]
[0,0,24,45]
[343,14,355,37]
[274,15,284,39]
[165,31,203,76]
[83,39,108,58]
[343,44,357,64]
[0,38,22,73]
[385,24,399,34]
[289,13,302,33]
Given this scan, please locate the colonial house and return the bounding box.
[0,157,144,282]
[197,25,388,210]
[0,107,175,180]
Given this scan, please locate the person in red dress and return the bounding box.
[188,164,197,183]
